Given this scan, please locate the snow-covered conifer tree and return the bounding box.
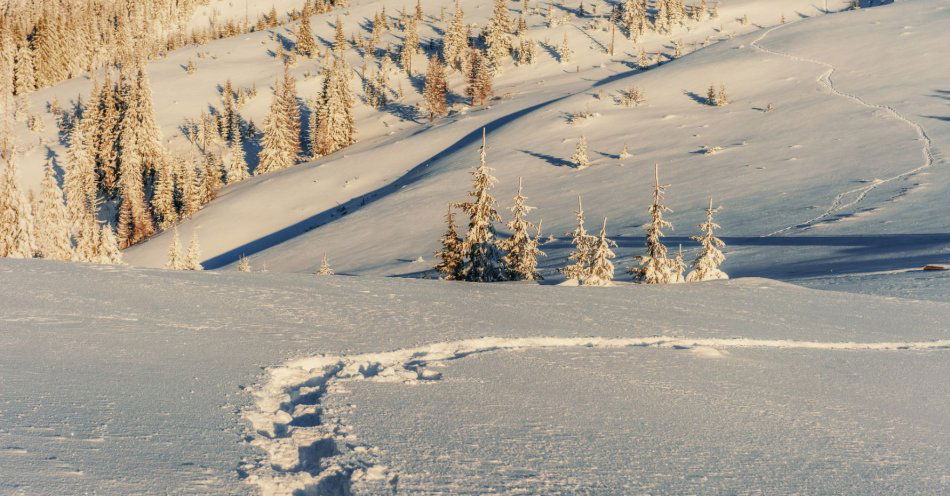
[13,43,36,96]
[280,65,302,159]
[571,136,590,169]
[63,125,98,230]
[317,253,334,275]
[557,33,573,63]
[561,196,596,281]
[151,156,178,229]
[184,234,203,270]
[434,205,464,280]
[226,132,250,183]
[502,178,544,281]
[583,218,616,286]
[256,84,295,174]
[237,255,251,272]
[516,34,537,65]
[400,16,420,75]
[166,227,185,269]
[466,50,493,106]
[333,16,347,54]
[443,1,467,71]
[484,0,512,68]
[33,160,74,261]
[97,223,123,265]
[296,3,317,58]
[457,129,508,282]
[422,55,448,121]
[633,164,674,284]
[0,156,37,258]
[619,143,632,159]
[686,198,728,282]
[313,56,357,157]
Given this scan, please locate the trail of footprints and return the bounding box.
[241,336,948,495]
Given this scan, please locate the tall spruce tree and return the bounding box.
[296,3,317,58]
[256,83,295,174]
[33,160,75,261]
[466,49,493,106]
[313,56,357,157]
[633,164,675,284]
[457,129,508,282]
[422,55,448,121]
[443,1,467,70]
[0,156,37,258]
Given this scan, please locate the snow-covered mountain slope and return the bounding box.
[0,259,947,494]
[112,0,950,300]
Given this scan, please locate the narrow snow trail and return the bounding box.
[750,23,937,236]
[243,335,949,495]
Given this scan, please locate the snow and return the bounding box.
[3,0,950,494]
[0,259,947,494]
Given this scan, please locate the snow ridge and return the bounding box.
[751,22,938,236]
[241,335,949,495]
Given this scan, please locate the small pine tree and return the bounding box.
[583,218,616,286]
[184,234,203,271]
[237,255,251,272]
[619,143,632,159]
[686,198,728,282]
[166,227,185,270]
[317,253,334,275]
[556,33,573,63]
[502,178,545,281]
[434,205,464,280]
[708,83,728,106]
[422,55,448,121]
[571,136,590,169]
[226,131,250,183]
[561,196,596,281]
[97,223,123,265]
[457,129,508,282]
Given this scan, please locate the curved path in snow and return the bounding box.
[242,335,949,495]
[750,22,937,236]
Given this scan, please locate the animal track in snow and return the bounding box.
[241,335,949,495]
[750,23,937,236]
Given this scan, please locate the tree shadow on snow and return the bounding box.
[520,149,574,168]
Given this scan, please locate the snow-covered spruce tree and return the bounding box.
[571,136,590,169]
[561,196,596,281]
[707,83,727,106]
[237,255,251,272]
[225,131,250,183]
[280,65,302,159]
[151,155,178,229]
[97,223,123,265]
[92,71,120,194]
[166,227,185,269]
[63,125,98,230]
[33,160,75,261]
[317,253,334,275]
[583,218,617,286]
[442,1,467,71]
[422,55,448,121]
[0,156,37,258]
[184,234,203,271]
[414,0,424,21]
[434,205,464,280]
[502,178,545,281]
[716,84,729,106]
[176,157,202,218]
[256,83,295,174]
[400,16,420,75]
[633,164,675,284]
[484,0,512,69]
[686,198,728,282]
[313,56,357,157]
[220,79,239,143]
[556,33,573,64]
[13,42,36,96]
[333,16,347,54]
[457,130,508,282]
[622,0,651,41]
[516,34,537,65]
[297,3,317,58]
[466,50,493,106]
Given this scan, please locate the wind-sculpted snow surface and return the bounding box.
[244,336,949,495]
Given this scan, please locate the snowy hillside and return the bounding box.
[104,0,950,300]
[1,259,947,494]
[2,0,949,495]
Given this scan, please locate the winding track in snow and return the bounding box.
[750,22,937,237]
[241,335,949,495]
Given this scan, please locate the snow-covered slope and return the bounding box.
[111,0,950,301]
[0,259,947,494]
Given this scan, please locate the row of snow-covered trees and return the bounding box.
[434,132,727,285]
